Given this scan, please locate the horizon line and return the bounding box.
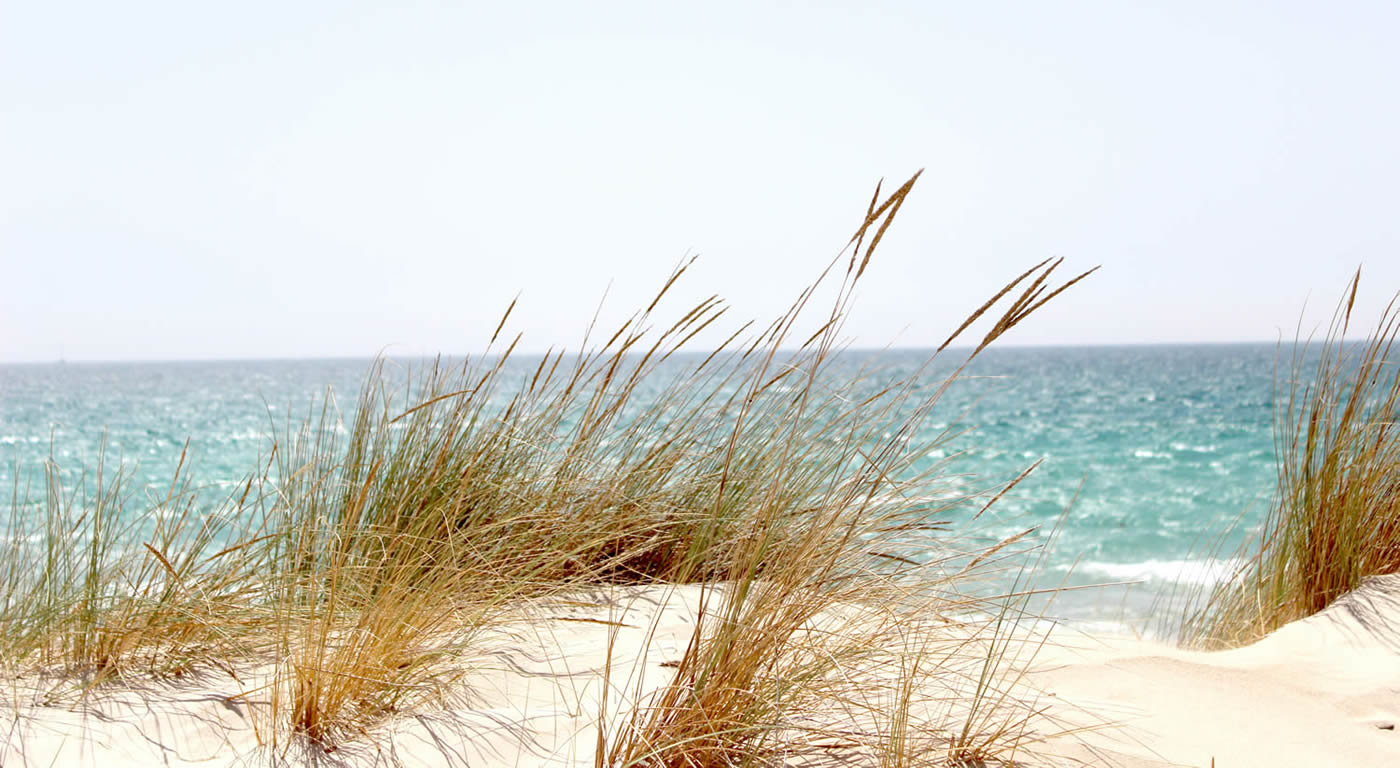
[0,337,1340,367]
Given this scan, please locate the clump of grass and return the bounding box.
[601,176,1093,768]
[0,442,275,691]
[1187,269,1400,647]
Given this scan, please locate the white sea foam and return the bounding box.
[1132,448,1172,459]
[1072,558,1244,587]
[1170,442,1218,453]
[215,429,267,443]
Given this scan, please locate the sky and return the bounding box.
[3,1,1399,362]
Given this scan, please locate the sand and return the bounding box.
[3,578,1400,767]
[1030,574,1400,767]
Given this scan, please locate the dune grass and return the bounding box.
[0,172,1095,765]
[1186,270,1400,648]
[0,440,277,692]
[597,180,1091,768]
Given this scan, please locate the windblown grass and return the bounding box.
[1,171,1095,765]
[1186,270,1400,648]
[598,177,1093,768]
[0,442,275,690]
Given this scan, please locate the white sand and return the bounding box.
[1030,574,1400,767]
[5,578,1400,767]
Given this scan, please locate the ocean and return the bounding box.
[0,345,1282,634]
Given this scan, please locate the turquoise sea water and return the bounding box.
[0,345,1281,632]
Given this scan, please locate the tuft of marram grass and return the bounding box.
[600,174,1092,768]
[0,440,279,693]
[1,171,1096,766]
[1186,269,1400,648]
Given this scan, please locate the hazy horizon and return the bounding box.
[1,337,1372,367]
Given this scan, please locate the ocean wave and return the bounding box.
[1070,558,1243,586]
[1170,442,1218,453]
[1132,449,1173,460]
[214,429,268,443]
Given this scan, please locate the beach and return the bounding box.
[10,1,1400,762]
[3,577,1399,767]
[0,340,1387,767]
[2,246,1395,767]
[8,0,1400,761]
[1033,575,1400,766]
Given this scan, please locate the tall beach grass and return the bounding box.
[1,172,1097,765]
[1186,270,1400,648]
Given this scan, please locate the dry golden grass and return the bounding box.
[1186,269,1400,648]
[599,177,1091,768]
[0,442,275,692]
[0,171,1095,765]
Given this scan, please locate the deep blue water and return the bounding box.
[0,345,1282,631]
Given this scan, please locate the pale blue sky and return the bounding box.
[4,1,1398,362]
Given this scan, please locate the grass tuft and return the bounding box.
[1186,268,1400,647]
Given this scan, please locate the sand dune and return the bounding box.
[5,578,1400,767]
[1032,574,1400,767]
